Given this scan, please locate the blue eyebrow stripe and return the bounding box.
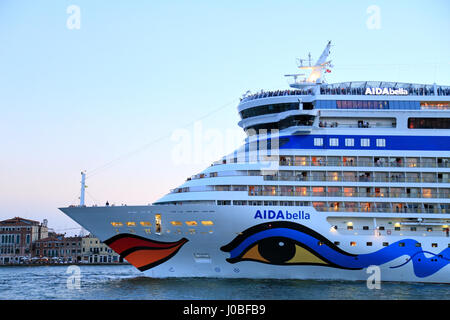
[227,227,450,278]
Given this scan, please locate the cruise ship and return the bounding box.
[60,42,450,283]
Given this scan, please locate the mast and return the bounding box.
[285,41,333,88]
[80,171,86,206]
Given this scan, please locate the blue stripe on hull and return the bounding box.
[275,135,450,151]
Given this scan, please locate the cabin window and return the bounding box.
[314,138,323,146]
[345,138,354,147]
[110,222,123,227]
[329,138,339,147]
[155,214,162,234]
[360,138,370,147]
[376,139,386,147]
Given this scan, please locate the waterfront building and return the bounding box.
[0,217,48,264]
[81,234,120,263]
[33,234,83,263]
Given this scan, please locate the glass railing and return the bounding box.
[314,206,446,214]
[247,190,447,199]
[211,158,450,168]
[263,175,447,184]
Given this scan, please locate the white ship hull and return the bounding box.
[59,43,450,284]
[60,204,450,283]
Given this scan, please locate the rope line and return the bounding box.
[86,97,239,180]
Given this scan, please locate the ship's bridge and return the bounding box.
[237,90,318,134]
[237,81,450,134]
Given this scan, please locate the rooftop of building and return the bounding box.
[0,217,42,226]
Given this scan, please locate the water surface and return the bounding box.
[0,265,448,300]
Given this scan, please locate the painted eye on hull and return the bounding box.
[256,237,296,264]
[220,222,345,267]
[238,236,328,266]
[221,221,450,279]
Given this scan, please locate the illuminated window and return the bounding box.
[422,188,432,198]
[144,229,151,234]
[188,229,196,235]
[420,101,450,110]
[170,221,182,226]
[427,227,433,232]
[295,156,308,166]
[328,173,339,183]
[312,187,324,196]
[432,243,438,248]
[201,221,214,226]
[318,241,324,246]
[350,241,356,247]
[331,202,340,212]
[110,222,123,227]
[140,221,151,227]
[126,222,136,227]
[312,202,326,211]
[295,186,308,196]
[343,187,355,197]
[155,214,162,234]
[185,221,198,226]
[383,242,389,246]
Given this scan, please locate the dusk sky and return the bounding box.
[0,0,449,235]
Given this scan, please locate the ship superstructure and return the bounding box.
[60,42,450,283]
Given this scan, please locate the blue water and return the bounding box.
[0,265,448,300]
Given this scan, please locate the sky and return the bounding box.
[0,0,449,235]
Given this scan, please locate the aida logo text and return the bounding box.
[254,209,310,220]
[365,87,408,95]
